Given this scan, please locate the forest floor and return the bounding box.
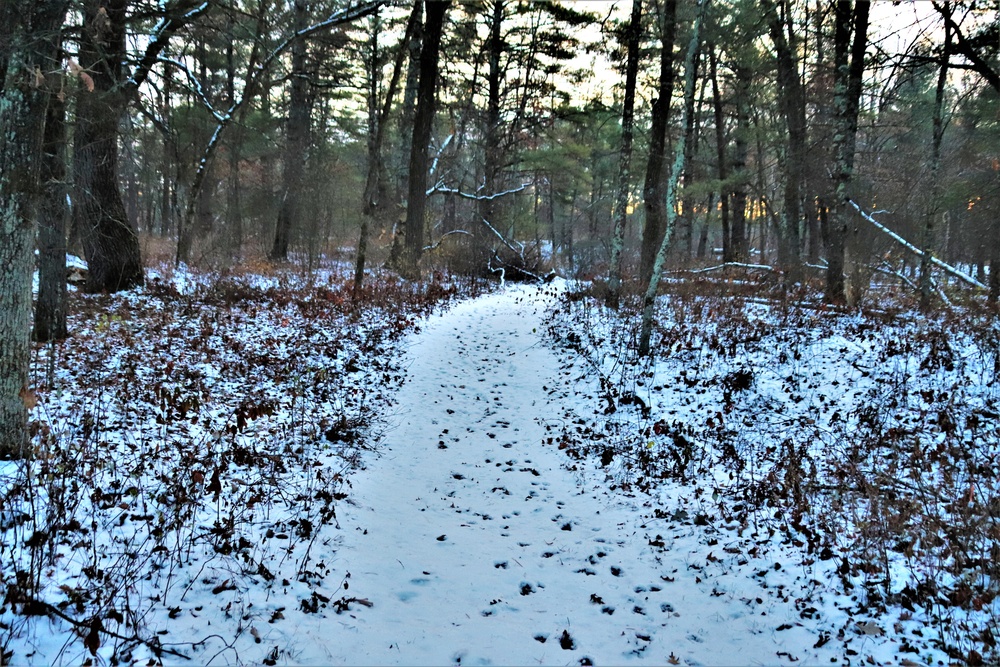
[2,267,998,665]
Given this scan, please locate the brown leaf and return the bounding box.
[84,617,102,656]
[20,387,38,410]
[206,467,222,500]
[79,71,95,93]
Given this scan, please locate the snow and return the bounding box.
[4,274,995,665]
[301,284,865,666]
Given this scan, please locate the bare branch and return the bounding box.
[158,57,228,123]
[127,0,211,94]
[423,229,472,252]
[427,182,531,201]
[847,199,987,290]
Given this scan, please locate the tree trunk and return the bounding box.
[225,14,244,261]
[397,1,423,202]
[826,0,869,305]
[606,0,643,309]
[921,4,950,308]
[0,0,67,458]
[478,0,506,267]
[730,65,751,261]
[400,0,450,279]
[356,3,419,295]
[709,43,730,262]
[639,0,707,356]
[271,0,313,262]
[34,62,69,342]
[766,0,806,277]
[73,0,144,293]
[639,0,678,289]
[697,193,713,258]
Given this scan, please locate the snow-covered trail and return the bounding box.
[282,285,846,666]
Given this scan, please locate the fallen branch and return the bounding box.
[423,229,472,252]
[848,199,987,290]
[480,217,524,256]
[668,262,782,275]
[427,182,530,201]
[873,261,918,291]
[489,251,545,284]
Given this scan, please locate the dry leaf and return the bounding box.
[667,652,681,665]
[20,387,38,410]
[855,621,883,636]
[84,617,102,656]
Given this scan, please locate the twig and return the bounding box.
[23,598,191,660]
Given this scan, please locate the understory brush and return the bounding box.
[0,266,478,665]
[547,276,1000,665]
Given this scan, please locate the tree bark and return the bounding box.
[766,0,806,277]
[639,0,678,289]
[677,47,702,259]
[478,0,506,266]
[730,65,750,262]
[34,60,69,342]
[606,0,643,309]
[826,0,869,304]
[270,0,314,262]
[73,0,144,293]
[0,0,67,458]
[400,0,450,279]
[921,5,950,308]
[709,43,730,262]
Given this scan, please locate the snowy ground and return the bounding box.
[288,283,884,666]
[3,276,994,665]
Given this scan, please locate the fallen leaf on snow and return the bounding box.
[855,621,884,636]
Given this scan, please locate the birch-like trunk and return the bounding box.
[638,0,707,357]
